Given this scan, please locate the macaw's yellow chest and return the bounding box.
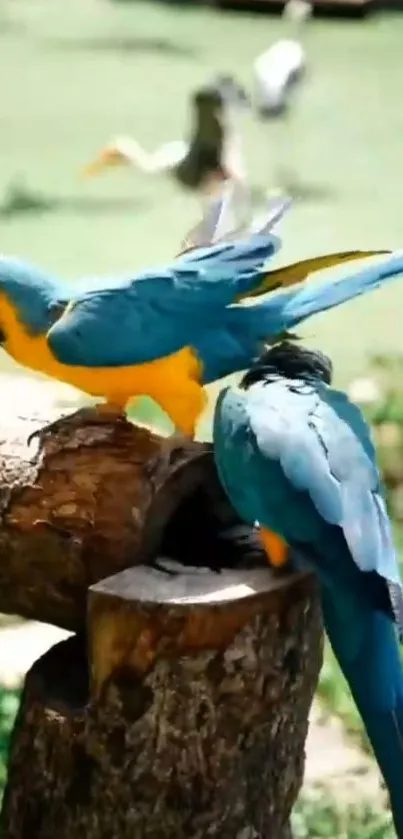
[1,295,206,435]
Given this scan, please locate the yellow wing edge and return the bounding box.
[237,249,392,302]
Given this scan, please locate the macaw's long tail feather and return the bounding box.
[248,193,293,239]
[279,250,403,331]
[180,187,293,256]
[179,180,235,255]
[243,249,391,300]
[219,192,294,246]
[226,250,403,349]
[322,589,403,839]
[386,578,403,642]
[201,251,402,384]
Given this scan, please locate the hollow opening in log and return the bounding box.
[159,486,266,570]
[30,634,90,713]
[142,452,268,573]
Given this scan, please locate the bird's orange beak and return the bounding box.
[80,146,128,179]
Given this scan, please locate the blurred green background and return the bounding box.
[1,0,403,399]
[1,0,403,835]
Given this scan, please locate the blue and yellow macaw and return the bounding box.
[42,244,403,439]
[0,191,398,445]
[212,340,403,837]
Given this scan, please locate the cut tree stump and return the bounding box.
[1,564,322,839]
[0,393,323,839]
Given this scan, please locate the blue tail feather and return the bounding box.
[322,588,403,838]
[282,251,403,331]
[201,251,403,383]
[229,251,403,336]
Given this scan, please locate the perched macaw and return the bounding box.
[212,339,403,837]
[0,189,385,448]
[42,243,403,442]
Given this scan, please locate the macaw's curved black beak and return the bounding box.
[0,326,6,345]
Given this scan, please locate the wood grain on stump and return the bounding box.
[1,564,322,839]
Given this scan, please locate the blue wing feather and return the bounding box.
[215,374,403,832]
[218,379,400,589]
[46,235,279,367]
[246,384,343,524]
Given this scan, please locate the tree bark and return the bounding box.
[1,565,322,839]
[0,390,229,631]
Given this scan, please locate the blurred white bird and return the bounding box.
[254,0,312,118]
[253,0,313,188]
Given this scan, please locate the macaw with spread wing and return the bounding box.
[43,232,403,440]
[212,340,403,838]
[0,186,397,447]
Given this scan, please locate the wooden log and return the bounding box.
[0,380,238,631]
[1,560,323,839]
[0,377,323,837]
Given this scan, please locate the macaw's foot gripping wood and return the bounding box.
[0,395,323,839]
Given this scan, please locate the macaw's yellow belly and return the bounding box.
[3,303,206,435]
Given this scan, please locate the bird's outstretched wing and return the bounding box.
[179,184,387,295]
[46,233,279,368]
[240,380,402,593]
[242,249,391,300]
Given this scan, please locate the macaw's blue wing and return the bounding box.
[251,382,401,584]
[216,380,402,606]
[46,234,280,368]
[215,373,403,839]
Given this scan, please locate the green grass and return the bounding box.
[0,687,19,801]
[292,789,394,839]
